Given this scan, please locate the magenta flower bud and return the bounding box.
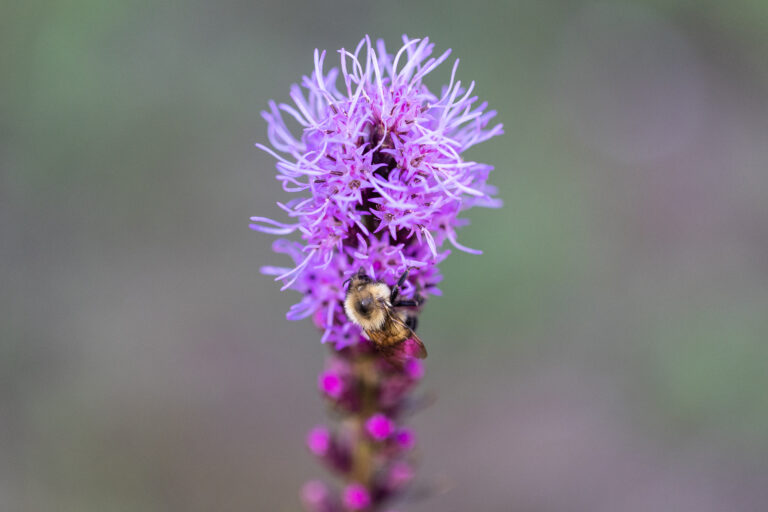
[306,425,352,475]
[301,480,339,512]
[306,426,331,456]
[365,413,394,441]
[387,461,415,490]
[342,483,371,511]
[318,371,344,399]
[393,428,415,451]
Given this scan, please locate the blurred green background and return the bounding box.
[3,1,768,510]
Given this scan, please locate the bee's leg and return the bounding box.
[405,315,418,332]
[389,267,412,303]
[393,299,420,308]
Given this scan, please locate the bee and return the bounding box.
[343,267,427,359]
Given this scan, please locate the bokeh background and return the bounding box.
[3,1,768,510]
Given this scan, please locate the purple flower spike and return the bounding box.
[342,483,371,511]
[252,34,501,511]
[365,413,394,441]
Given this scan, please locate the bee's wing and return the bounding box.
[404,330,428,359]
[387,312,428,359]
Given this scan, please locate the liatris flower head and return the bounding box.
[252,34,502,349]
[253,34,500,511]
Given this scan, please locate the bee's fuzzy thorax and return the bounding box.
[369,283,390,302]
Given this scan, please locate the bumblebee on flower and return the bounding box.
[343,267,427,359]
[251,34,501,511]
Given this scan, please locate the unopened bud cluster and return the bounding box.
[302,341,423,511]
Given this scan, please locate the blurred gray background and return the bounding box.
[3,1,768,510]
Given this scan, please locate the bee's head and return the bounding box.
[343,267,373,291]
[342,268,389,328]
